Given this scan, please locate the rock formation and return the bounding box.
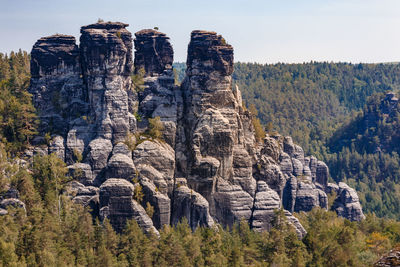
[374,246,400,267]
[25,21,365,236]
[134,29,173,77]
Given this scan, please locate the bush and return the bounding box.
[148,116,164,140]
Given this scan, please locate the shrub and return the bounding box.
[131,68,145,92]
[148,116,164,140]
[145,202,154,218]
[72,148,83,163]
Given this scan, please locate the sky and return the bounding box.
[1,0,400,63]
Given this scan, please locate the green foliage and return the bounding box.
[72,148,83,163]
[232,62,400,156]
[124,132,137,152]
[133,184,144,203]
[134,111,142,122]
[32,153,69,210]
[145,202,154,219]
[249,103,266,142]
[131,67,146,92]
[148,116,164,140]
[0,51,38,155]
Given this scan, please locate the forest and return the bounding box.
[1,54,400,266]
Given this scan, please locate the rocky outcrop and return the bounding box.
[182,30,256,226]
[0,198,26,212]
[29,35,85,134]
[0,189,26,216]
[134,29,173,77]
[99,178,159,236]
[374,246,400,267]
[80,22,134,144]
[332,182,365,221]
[171,185,214,230]
[28,22,365,237]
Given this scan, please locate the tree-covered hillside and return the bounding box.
[326,92,400,219]
[233,62,400,156]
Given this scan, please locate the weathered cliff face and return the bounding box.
[134,29,173,77]
[26,21,365,237]
[182,30,256,227]
[80,22,134,144]
[29,35,85,134]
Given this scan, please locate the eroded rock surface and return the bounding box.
[28,22,365,236]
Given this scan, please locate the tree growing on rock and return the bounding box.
[148,116,164,140]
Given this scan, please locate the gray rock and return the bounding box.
[282,174,297,212]
[85,138,113,182]
[106,153,135,180]
[332,182,365,221]
[80,22,133,143]
[0,208,7,216]
[65,118,92,164]
[258,155,286,196]
[112,143,131,156]
[261,136,281,162]
[67,181,99,197]
[317,189,328,210]
[251,181,281,232]
[29,34,85,134]
[67,163,94,185]
[283,136,295,157]
[134,29,173,77]
[213,179,254,227]
[292,158,304,176]
[327,183,339,195]
[294,182,319,212]
[141,179,171,229]
[99,178,159,236]
[284,210,307,239]
[171,185,214,230]
[280,152,293,175]
[0,198,26,212]
[133,140,175,194]
[309,156,318,181]
[48,135,65,161]
[316,161,329,188]
[2,188,19,199]
[233,147,256,196]
[27,23,366,236]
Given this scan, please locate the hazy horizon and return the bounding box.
[1,0,400,64]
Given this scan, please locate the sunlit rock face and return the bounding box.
[134,29,173,77]
[30,34,85,134]
[27,22,365,236]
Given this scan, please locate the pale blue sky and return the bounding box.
[1,0,400,63]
